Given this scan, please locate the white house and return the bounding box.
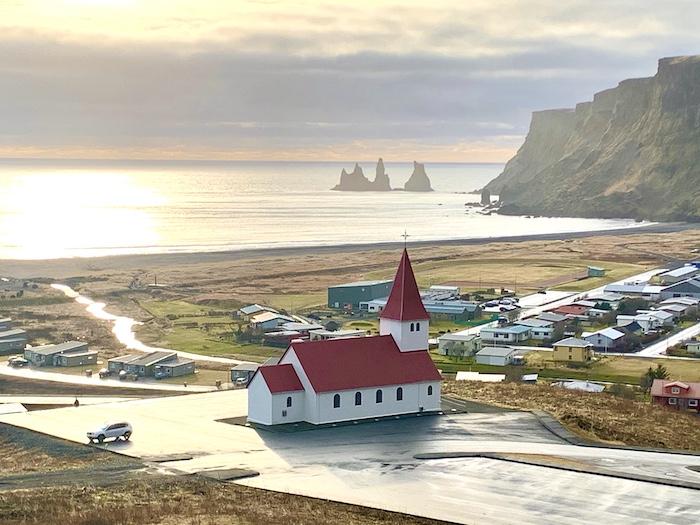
[480,324,531,344]
[475,346,516,366]
[247,249,442,427]
[583,327,626,352]
[637,309,675,327]
[437,331,481,357]
[514,318,553,340]
[616,314,661,333]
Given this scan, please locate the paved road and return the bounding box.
[2,390,698,525]
[636,321,700,357]
[0,362,216,392]
[0,395,141,405]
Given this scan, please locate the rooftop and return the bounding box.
[128,351,177,367]
[659,266,700,278]
[329,280,392,288]
[27,341,87,356]
[0,329,26,339]
[515,318,553,328]
[379,249,429,321]
[481,324,531,335]
[288,335,440,392]
[250,311,294,324]
[476,346,515,357]
[554,337,593,348]
[258,363,304,393]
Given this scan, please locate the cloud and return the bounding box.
[0,1,699,160]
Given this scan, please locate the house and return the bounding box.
[588,293,624,310]
[660,296,700,308]
[120,351,195,378]
[657,265,700,285]
[587,266,607,277]
[0,318,12,331]
[328,280,393,309]
[685,340,700,355]
[659,303,692,318]
[309,329,367,341]
[616,314,662,334]
[480,324,531,344]
[550,304,591,318]
[659,278,700,300]
[24,341,96,367]
[248,249,441,427]
[475,346,516,366]
[231,363,260,385]
[280,322,324,335]
[238,304,278,321]
[437,332,481,357]
[583,327,626,352]
[0,328,27,355]
[537,312,568,328]
[637,309,675,327]
[651,380,700,413]
[250,311,295,332]
[552,337,594,362]
[514,318,554,340]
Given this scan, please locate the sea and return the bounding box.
[0,159,649,260]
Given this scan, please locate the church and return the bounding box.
[247,249,442,426]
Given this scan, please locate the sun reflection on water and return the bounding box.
[0,172,163,259]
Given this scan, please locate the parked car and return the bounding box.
[87,422,132,443]
[8,357,29,368]
[98,368,111,379]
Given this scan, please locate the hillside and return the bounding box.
[485,56,700,222]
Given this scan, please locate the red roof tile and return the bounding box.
[651,379,700,399]
[288,335,440,392]
[379,249,429,321]
[258,363,304,393]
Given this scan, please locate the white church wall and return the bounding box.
[270,390,306,425]
[280,347,320,422]
[247,373,273,425]
[379,318,428,352]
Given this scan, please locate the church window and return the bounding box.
[396,387,403,401]
[286,396,292,407]
[355,392,362,405]
[376,389,383,403]
[333,394,341,408]
[410,322,415,332]
[428,385,433,396]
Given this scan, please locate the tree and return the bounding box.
[640,364,669,393]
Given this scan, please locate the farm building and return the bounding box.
[475,346,516,366]
[116,350,195,378]
[250,312,295,331]
[437,332,481,357]
[328,280,392,309]
[552,338,593,363]
[0,327,27,355]
[238,304,278,321]
[24,341,96,367]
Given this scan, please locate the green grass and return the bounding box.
[550,260,650,292]
[263,293,326,312]
[140,300,216,318]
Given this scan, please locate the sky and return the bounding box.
[1,0,699,162]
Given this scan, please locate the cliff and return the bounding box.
[404,161,433,192]
[485,56,700,221]
[332,158,392,191]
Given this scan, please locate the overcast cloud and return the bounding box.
[1,0,699,161]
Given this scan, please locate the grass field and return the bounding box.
[550,260,650,292]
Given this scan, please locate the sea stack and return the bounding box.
[404,161,433,192]
[373,158,391,191]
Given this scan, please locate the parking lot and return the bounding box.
[1,390,699,524]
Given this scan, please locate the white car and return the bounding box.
[87,422,132,443]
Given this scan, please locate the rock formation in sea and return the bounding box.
[480,188,491,205]
[484,55,700,222]
[332,158,392,191]
[404,161,433,192]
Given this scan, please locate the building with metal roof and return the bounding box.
[475,346,516,366]
[327,279,393,309]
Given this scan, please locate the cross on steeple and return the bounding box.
[401,230,410,248]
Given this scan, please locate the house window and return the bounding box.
[671,387,680,394]
[355,392,362,406]
[669,397,677,405]
[396,387,403,401]
[376,389,383,403]
[286,396,292,407]
[428,385,433,396]
[333,394,341,408]
[689,399,698,407]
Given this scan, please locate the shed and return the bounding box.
[475,346,516,366]
[587,266,607,277]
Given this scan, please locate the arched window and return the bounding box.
[410,322,415,332]
[286,396,293,407]
[396,387,403,401]
[355,392,362,406]
[333,394,341,408]
[376,389,383,403]
[416,322,420,331]
[427,385,433,396]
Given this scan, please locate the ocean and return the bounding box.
[0,159,648,260]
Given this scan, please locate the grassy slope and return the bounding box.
[443,381,700,450]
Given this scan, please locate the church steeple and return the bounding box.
[379,249,429,352]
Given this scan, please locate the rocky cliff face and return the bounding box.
[404,161,433,192]
[485,56,700,221]
[332,159,392,191]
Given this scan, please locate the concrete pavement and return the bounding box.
[1,390,699,524]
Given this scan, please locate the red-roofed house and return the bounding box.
[651,379,700,413]
[248,249,442,426]
[550,304,591,318]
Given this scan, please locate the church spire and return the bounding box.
[380,248,429,321]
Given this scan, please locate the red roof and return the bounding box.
[651,379,700,399]
[258,363,304,393]
[286,335,440,392]
[551,304,590,316]
[379,249,429,321]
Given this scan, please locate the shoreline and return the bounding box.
[1,222,697,278]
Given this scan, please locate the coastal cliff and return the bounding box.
[485,56,700,221]
[404,161,433,192]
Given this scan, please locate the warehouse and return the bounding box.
[24,341,96,367]
[328,280,392,309]
[0,327,27,355]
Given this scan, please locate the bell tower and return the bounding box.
[379,249,429,352]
